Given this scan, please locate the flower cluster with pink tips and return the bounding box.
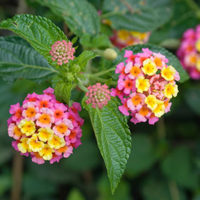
[8,87,84,164]
[86,83,111,109]
[177,25,200,79]
[111,48,180,124]
[50,40,75,66]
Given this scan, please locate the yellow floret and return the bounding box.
[142,59,157,76]
[164,83,178,99]
[39,144,54,160]
[153,100,165,117]
[196,58,200,71]
[161,65,176,81]
[145,95,158,110]
[196,39,200,52]
[136,76,150,93]
[18,138,29,153]
[28,135,44,152]
[38,128,53,142]
[18,119,35,136]
[48,135,65,150]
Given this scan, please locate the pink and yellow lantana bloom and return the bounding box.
[8,88,84,164]
[177,25,200,79]
[112,48,180,124]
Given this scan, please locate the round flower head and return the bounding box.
[177,25,200,79]
[110,30,150,49]
[8,87,84,164]
[50,40,75,66]
[86,83,111,109]
[112,48,180,124]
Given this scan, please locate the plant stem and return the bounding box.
[157,117,166,140]
[169,181,180,200]
[11,152,23,200]
[87,68,115,77]
[77,78,88,92]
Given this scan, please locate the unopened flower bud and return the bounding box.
[103,48,117,60]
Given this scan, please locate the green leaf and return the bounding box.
[0,36,55,82]
[126,134,157,177]
[83,97,132,193]
[115,44,189,83]
[161,146,198,189]
[75,50,97,71]
[80,34,112,49]
[0,14,67,63]
[36,0,100,36]
[184,87,200,115]
[54,80,73,105]
[102,0,172,32]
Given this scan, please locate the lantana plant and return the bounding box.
[0,0,189,194]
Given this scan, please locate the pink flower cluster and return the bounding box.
[111,48,180,124]
[8,87,84,164]
[50,40,75,66]
[177,25,200,79]
[86,83,111,109]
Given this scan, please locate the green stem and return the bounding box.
[185,0,200,18]
[11,152,23,200]
[88,75,116,85]
[87,68,115,77]
[77,78,88,93]
[169,181,180,200]
[157,117,166,140]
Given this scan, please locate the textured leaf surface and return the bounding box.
[102,0,172,32]
[0,36,56,82]
[83,97,132,193]
[115,44,189,83]
[0,14,67,63]
[36,0,100,36]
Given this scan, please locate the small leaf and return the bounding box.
[54,80,73,105]
[83,97,132,193]
[80,34,112,49]
[0,14,67,64]
[102,0,172,32]
[36,0,100,36]
[161,146,198,189]
[115,44,189,83]
[75,50,97,71]
[0,36,55,82]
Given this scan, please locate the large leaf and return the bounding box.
[102,0,172,32]
[0,14,67,63]
[0,36,56,82]
[83,97,132,193]
[114,44,189,83]
[36,0,100,36]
